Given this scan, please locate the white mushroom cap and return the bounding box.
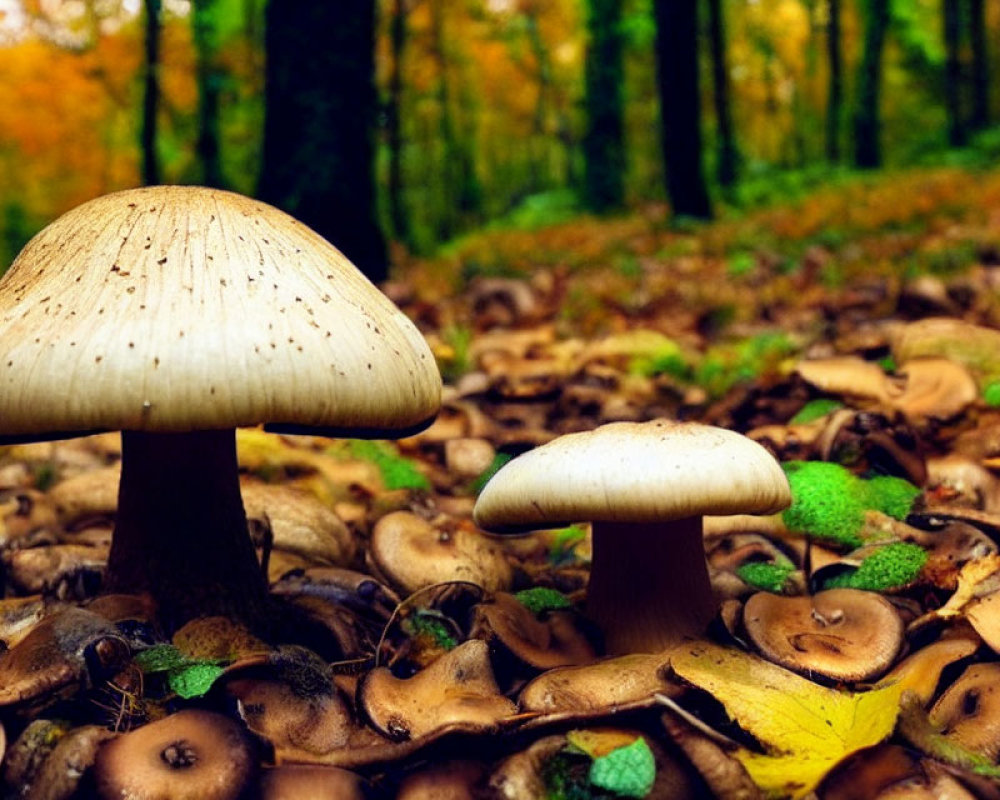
[474,419,791,532]
[0,186,441,442]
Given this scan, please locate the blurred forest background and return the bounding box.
[0,0,998,282]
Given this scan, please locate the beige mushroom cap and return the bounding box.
[0,185,440,442]
[474,419,791,532]
[91,709,256,800]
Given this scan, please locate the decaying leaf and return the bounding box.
[669,641,904,799]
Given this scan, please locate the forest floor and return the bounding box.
[4,165,1000,797]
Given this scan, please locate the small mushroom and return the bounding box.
[929,662,1000,760]
[742,588,904,681]
[259,765,370,800]
[517,652,677,716]
[470,591,596,670]
[0,607,130,709]
[240,480,356,569]
[396,760,488,800]
[474,420,791,653]
[370,511,512,595]
[91,710,256,800]
[358,639,516,740]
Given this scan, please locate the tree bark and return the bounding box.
[852,0,890,169]
[706,0,738,188]
[944,0,967,147]
[826,0,843,162]
[652,0,712,219]
[386,0,411,246]
[140,0,161,186]
[258,0,387,282]
[193,0,224,187]
[969,0,990,130]
[582,0,626,212]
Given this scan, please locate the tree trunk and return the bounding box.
[140,0,161,186]
[826,0,843,162]
[652,0,712,219]
[706,0,738,188]
[969,0,990,130]
[944,0,967,147]
[193,0,224,187]
[852,0,890,169]
[582,0,626,212]
[258,0,387,282]
[386,0,412,246]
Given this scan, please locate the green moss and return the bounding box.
[344,440,430,491]
[782,461,868,548]
[736,561,796,593]
[864,475,921,520]
[781,462,920,549]
[790,398,844,424]
[402,611,457,650]
[823,542,927,591]
[515,587,573,615]
[984,380,1000,408]
[589,738,656,798]
[541,751,599,800]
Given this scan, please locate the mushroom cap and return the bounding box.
[742,588,904,682]
[91,709,256,800]
[0,186,441,443]
[474,420,791,532]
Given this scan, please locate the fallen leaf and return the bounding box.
[669,641,904,799]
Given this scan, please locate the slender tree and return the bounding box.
[582,0,626,212]
[944,0,967,147]
[193,0,224,187]
[140,0,161,185]
[826,0,843,162]
[652,0,712,219]
[386,0,411,246]
[258,0,386,282]
[852,0,890,169]
[706,0,737,188]
[969,0,990,130]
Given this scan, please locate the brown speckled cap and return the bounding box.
[0,185,441,443]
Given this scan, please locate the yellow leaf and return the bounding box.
[566,728,640,759]
[670,641,903,799]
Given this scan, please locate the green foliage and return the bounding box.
[782,462,921,549]
[489,190,581,232]
[133,645,226,699]
[548,524,589,566]
[402,611,458,650]
[865,475,921,520]
[438,324,474,383]
[984,381,1000,408]
[736,561,796,593]
[823,542,928,591]
[588,737,656,798]
[542,751,596,800]
[695,332,796,398]
[344,440,430,491]
[790,398,844,424]
[469,452,513,495]
[726,251,757,277]
[515,587,573,615]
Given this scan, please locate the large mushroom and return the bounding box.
[473,420,791,653]
[0,186,441,631]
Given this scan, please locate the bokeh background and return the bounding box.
[0,0,996,280]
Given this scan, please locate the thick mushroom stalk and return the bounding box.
[587,518,715,654]
[106,430,267,632]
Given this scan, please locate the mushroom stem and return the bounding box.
[586,517,715,654]
[105,429,269,632]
